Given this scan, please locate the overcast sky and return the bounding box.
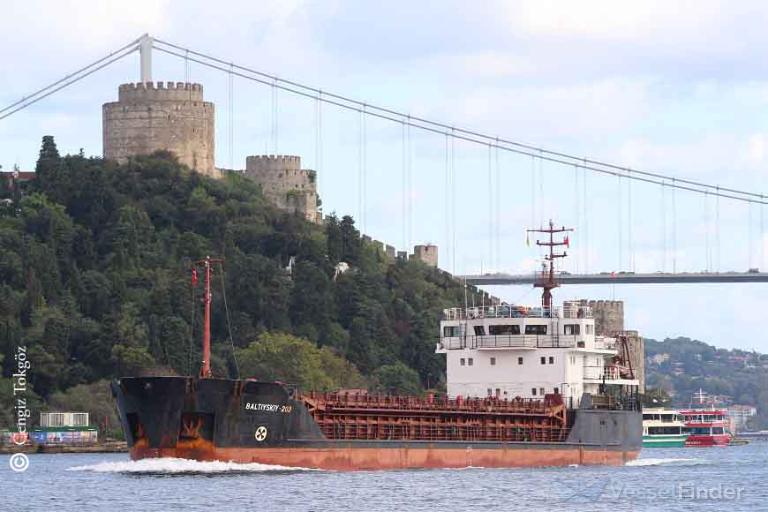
[1,1,768,351]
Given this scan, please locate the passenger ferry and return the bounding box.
[642,408,688,447]
[680,389,732,447]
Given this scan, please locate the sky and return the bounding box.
[1,0,768,351]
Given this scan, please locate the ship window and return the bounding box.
[531,388,537,396]
[444,326,460,337]
[518,357,524,365]
[495,388,501,397]
[489,324,520,335]
[549,356,555,364]
[460,358,465,366]
[490,357,496,366]
[487,388,492,396]
[525,325,547,335]
[540,387,545,395]
[585,325,594,334]
[468,358,474,366]
[474,325,486,335]
[564,324,581,335]
[712,427,724,435]
[540,356,546,365]
[554,387,559,394]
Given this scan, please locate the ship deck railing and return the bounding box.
[443,303,593,321]
[316,423,572,443]
[438,335,618,351]
[302,391,566,416]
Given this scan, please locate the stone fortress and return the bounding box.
[103,82,217,177]
[244,155,321,223]
[101,81,434,264]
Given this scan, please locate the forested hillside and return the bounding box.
[645,337,768,427]
[0,137,480,431]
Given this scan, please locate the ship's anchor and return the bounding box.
[255,426,268,442]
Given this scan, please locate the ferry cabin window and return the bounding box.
[531,388,537,396]
[490,357,496,366]
[549,356,554,364]
[489,324,520,335]
[444,326,460,337]
[712,427,724,435]
[468,358,474,366]
[554,387,559,394]
[460,358,465,366]
[525,325,547,335]
[539,387,545,396]
[474,325,486,336]
[495,388,501,397]
[585,325,594,335]
[540,356,546,365]
[518,357,524,365]
[487,388,492,396]
[564,324,581,335]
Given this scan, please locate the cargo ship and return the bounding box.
[112,222,642,469]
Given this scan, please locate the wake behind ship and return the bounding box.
[112,223,642,470]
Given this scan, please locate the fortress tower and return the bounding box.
[102,82,217,177]
[244,155,321,222]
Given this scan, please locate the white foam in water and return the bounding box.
[625,457,706,467]
[67,457,316,474]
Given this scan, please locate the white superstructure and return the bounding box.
[436,300,639,406]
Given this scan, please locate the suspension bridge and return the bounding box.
[1,34,767,288]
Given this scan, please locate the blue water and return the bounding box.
[1,443,766,511]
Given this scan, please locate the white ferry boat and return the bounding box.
[642,408,688,447]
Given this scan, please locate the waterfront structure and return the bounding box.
[30,412,98,445]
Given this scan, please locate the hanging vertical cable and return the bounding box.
[628,174,634,272]
[271,78,279,154]
[358,109,364,228]
[617,174,623,270]
[444,134,451,271]
[761,197,765,271]
[451,131,457,275]
[530,155,536,230]
[228,63,234,169]
[716,187,721,272]
[583,160,589,273]
[704,192,711,272]
[362,107,367,233]
[401,121,407,250]
[495,140,501,271]
[184,49,190,83]
[671,179,677,273]
[488,143,493,270]
[661,181,667,272]
[574,164,580,274]
[748,202,753,270]
[314,93,323,202]
[538,151,544,227]
[407,118,413,248]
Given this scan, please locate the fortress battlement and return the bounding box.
[117,82,205,102]
[245,155,303,173]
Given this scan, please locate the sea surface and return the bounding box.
[1,443,766,511]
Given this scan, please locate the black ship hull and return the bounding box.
[111,376,642,470]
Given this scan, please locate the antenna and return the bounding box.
[526,219,573,312]
[192,256,223,378]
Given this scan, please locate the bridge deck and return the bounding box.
[462,272,768,285]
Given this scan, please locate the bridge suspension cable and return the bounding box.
[0,36,141,121]
[147,38,768,206]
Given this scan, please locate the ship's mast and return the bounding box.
[193,256,223,378]
[527,220,573,311]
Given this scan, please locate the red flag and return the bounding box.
[191,268,198,287]
[564,235,570,248]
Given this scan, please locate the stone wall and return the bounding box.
[244,155,320,222]
[583,300,624,336]
[623,330,646,393]
[102,82,217,177]
[411,244,438,267]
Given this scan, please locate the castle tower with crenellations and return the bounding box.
[244,155,321,222]
[102,82,217,177]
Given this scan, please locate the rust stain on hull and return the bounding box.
[132,442,638,470]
